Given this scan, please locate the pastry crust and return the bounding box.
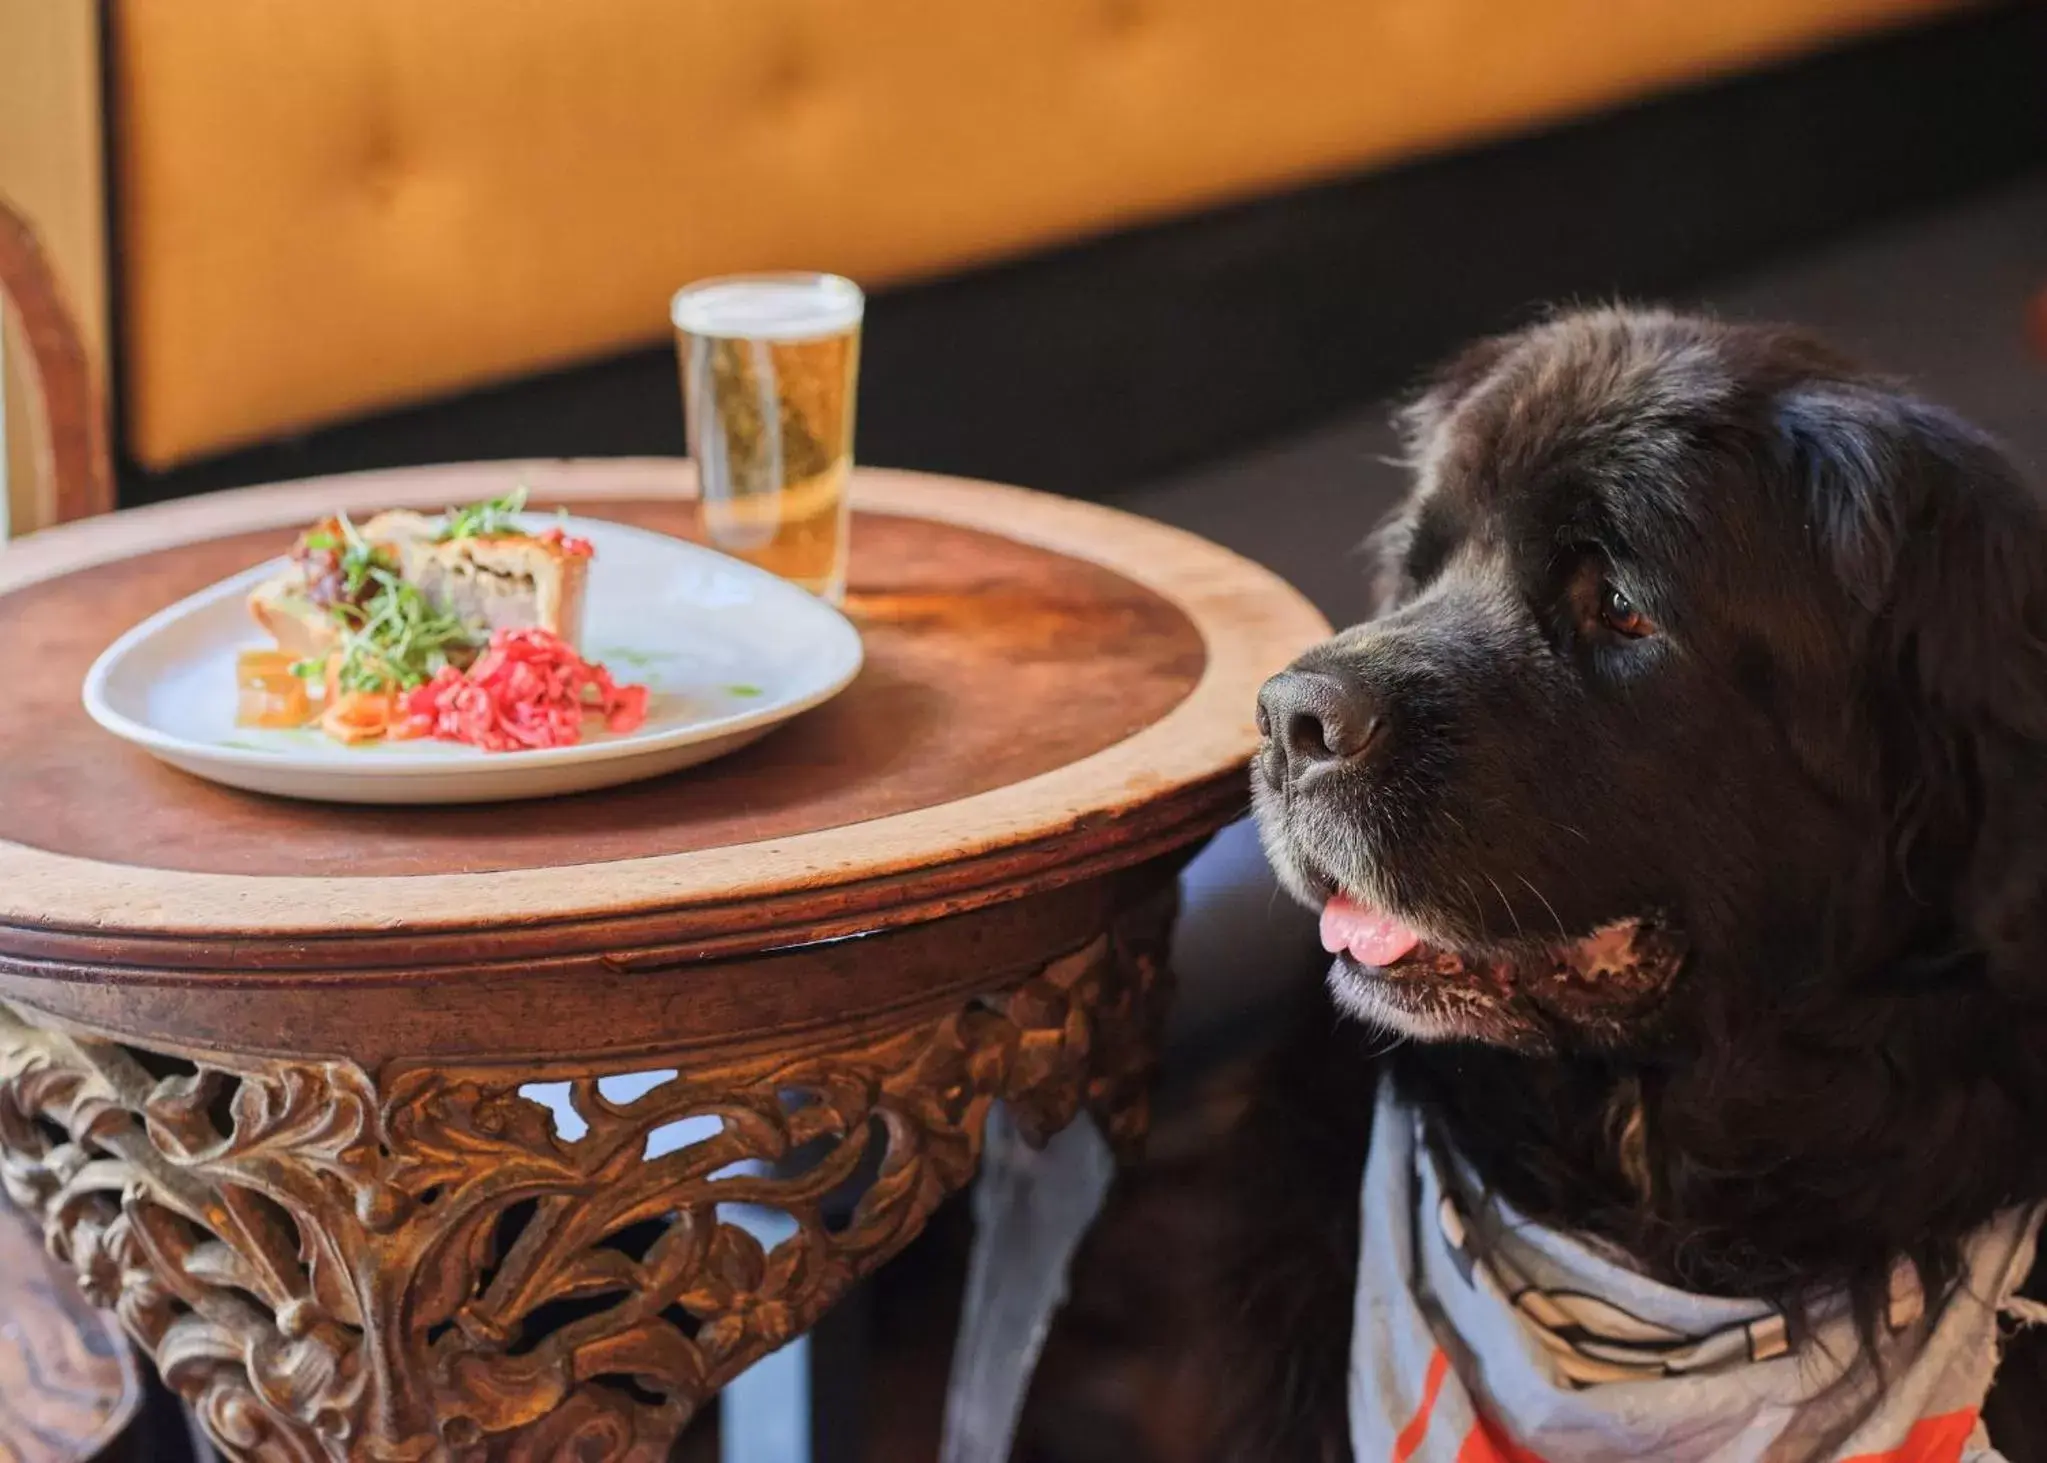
[246,510,589,658]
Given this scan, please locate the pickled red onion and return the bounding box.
[401,628,648,752]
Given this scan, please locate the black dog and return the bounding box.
[1205,307,2047,1461]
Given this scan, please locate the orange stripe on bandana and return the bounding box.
[1454,1413,1552,1463]
[1840,1410,1980,1463]
[1440,1409,1977,1463]
[1392,1348,1453,1462]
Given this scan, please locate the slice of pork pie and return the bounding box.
[362,510,589,650]
[246,507,590,663]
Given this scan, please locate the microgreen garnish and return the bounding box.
[333,514,383,598]
[438,486,529,542]
[300,512,480,692]
[329,572,474,691]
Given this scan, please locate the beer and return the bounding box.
[672,274,863,602]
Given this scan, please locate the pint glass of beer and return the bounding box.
[671,272,863,603]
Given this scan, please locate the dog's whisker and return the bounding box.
[1453,873,1488,931]
[1545,817,1592,846]
[1517,874,1571,943]
[1481,872,1525,941]
[1360,1027,1409,1060]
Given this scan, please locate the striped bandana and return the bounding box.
[1350,1079,2042,1463]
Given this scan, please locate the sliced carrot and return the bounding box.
[320,691,397,744]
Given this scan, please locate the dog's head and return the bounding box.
[1254,307,2047,1057]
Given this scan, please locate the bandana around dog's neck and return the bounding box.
[1350,1079,2043,1463]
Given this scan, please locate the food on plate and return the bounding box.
[236,489,646,750]
[319,689,409,745]
[234,649,313,729]
[247,518,349,658]
[360,502,593,648]
[404,628,649,751]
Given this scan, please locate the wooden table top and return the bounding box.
[0,462,1326,983]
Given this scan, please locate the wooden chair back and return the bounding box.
[0,192,113,534]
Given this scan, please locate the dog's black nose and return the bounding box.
[1257,669,1382,788]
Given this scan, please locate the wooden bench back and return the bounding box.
[0,193,114,535]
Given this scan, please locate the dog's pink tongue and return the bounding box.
[1319,895,1423,967]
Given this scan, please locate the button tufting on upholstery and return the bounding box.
[110,0,1961,469]
[761,41,815,117]
[1101,0,1147,36]
[355,118,404,208]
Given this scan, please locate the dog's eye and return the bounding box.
[1599,582,1654,638]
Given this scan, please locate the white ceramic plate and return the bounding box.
[82,515,863,804]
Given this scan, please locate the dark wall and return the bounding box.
[119,4,2047,510]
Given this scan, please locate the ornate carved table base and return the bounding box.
[0,902,1171,1462]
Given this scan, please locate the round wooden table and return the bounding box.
[0,460,1326,1462]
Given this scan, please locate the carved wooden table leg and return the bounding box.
[0,897,1172,1462]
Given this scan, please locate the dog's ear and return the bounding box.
[1780,384,2047,739]
[1393,332,1514,464]
[1781,384,2047,998]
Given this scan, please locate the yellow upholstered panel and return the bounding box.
[113,0,1962,468]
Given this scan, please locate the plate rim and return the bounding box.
[78,514,865,779]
